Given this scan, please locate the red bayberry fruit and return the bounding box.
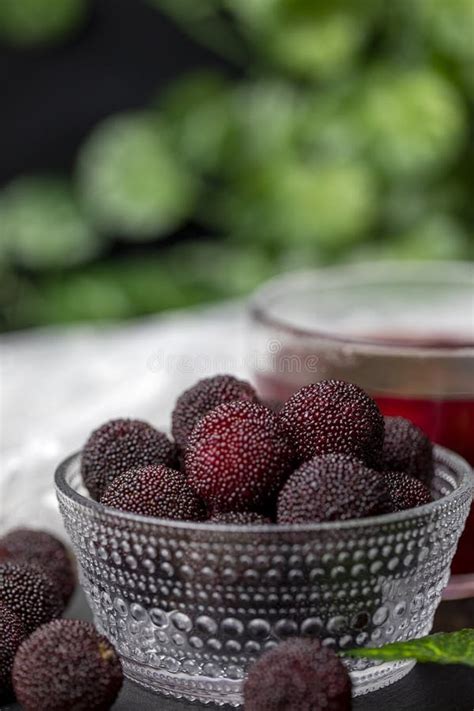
[279,380,384,467]
[101,464,205,521]
[244,638,352,711]
[172,374,258,450]
[383,470,432,512]
[13,619,123,711]
[381,416,434,486]
[82,418,177,500]
[0,529,76,607]
[0,563,63,634]
[277,453,390,524]
[0,602,26,700]
[185,401,295,513]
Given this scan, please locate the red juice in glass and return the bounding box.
[375,392,474,577]
[250,262,474,596]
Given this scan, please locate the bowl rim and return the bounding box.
[55,445,473,534]
[249,261,474,355]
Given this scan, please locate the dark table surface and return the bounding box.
[3,589,473,711]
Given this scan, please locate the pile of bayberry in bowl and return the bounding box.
[55,376,473,707]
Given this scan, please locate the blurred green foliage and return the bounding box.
[411,0,474,63]
[4,242,276,330]
[0,0,473,330]
[0,176,99,268]
[357,68,467,179]
[261,1,377,80]
[0,0,87,47]
[77,112,199,240]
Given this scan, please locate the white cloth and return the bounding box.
[0,302,248,537]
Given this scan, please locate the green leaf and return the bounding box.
[344,629,474,667]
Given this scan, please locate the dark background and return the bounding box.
[0,0,223,189]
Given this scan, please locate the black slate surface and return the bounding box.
[3,589,473,711]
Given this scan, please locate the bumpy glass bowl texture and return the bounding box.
[56,446,473,707]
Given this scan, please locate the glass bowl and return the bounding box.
[55,446,473,707]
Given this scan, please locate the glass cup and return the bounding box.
[249,261,474,597]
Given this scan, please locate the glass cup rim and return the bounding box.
[55,446,473,535]
[249,260,474,356]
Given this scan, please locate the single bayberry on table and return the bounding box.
[186,401,295,513]
[277,453,391,524]
[0,562,63,634]
[82,418,177,500]
[101,463,206,521]
[0,528,76,606]
[0,602,26,700]
[172,374,258,450]
[13,619,123,711]
[383,470,432,512]
[381,416,434,486]
[279,380,385,467]
[244,637,352,711]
